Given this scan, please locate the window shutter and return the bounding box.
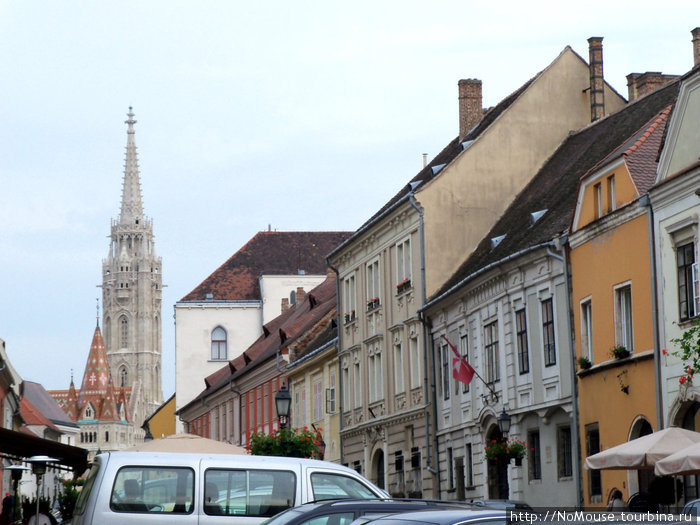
[694,262,700,317]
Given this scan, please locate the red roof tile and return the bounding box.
[180,231,351,302]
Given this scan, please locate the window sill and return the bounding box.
[209,358,228,362]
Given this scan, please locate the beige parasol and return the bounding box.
[654,440,700,476]
[585,427,700,470]
[125,433,248,454]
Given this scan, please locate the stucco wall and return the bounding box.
[259,274,327,324]
[419,48,626,297]
[174,303,262,422]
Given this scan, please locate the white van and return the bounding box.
[68,451,388,525]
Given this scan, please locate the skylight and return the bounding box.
[530,209,548,224]
[491,235,506,249]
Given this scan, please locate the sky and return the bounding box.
[1,1,698,398]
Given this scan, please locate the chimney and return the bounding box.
[458,79,482,140]
[281,298,290,312]
[693,27,700,67]
[627,72,681,102]
[588,37,606,122]
[296,287,306,304]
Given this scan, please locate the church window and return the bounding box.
[120,367,128,387]
[211,327,227,360]
[85,403,94,419]
[120,316,128,348]
[105,431,109,442]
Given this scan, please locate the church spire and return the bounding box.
[119,107,144,225]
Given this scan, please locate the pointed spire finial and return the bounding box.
[96,298,100,328]
[119,107,144,224]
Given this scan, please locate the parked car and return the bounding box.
[263,498,479,525]
[68,451,388,525]
[358,509,506,525]
[470,500,533,512]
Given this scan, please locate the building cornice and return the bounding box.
[340,405,426,439]
[568,199,647,249]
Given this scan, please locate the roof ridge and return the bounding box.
[625,105,672,156]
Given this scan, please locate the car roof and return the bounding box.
[362,509,506,525]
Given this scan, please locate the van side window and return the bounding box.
[73,462,101,516]
[110,466,195,514]
[310,472,380,501]
[204,469,296,517]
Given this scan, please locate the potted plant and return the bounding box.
[611,345,630,360]
[578,356,592,370]
[484,439,509,462]
[507,439,527,466]
[247,426,325,459]
[669,320,700,386]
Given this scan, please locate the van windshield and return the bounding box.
[73,462,101,516]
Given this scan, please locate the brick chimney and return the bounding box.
[281,297,290,312]
[588,37,605,122]
[458,79,482,140]
[296,287,306,304]
[693,27,700,67]
[626,72,680,101]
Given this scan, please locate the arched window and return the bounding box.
[120,316,128,348]
[120,367,128,387]
[290,290,297,304]
[211,327,227,360]
[84,403,94,419]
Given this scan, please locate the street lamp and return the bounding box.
[275,383,292,429]
[27,455,57,523]
[4,464,29,522]
[497,409,512,438]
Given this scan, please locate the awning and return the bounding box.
[0,427,89,476]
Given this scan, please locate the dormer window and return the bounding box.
[607,175,616,212]
[594,183,602,218]
[530,210,548,225]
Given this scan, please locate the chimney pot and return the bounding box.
[692,27,700,67]
[458,79,482,140]
[588,37,606,122]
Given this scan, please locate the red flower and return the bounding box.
[688,366,694,375]
[662,348,668,355]
[680,376,687,385]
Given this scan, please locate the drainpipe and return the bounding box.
[640,194,664,430]
[546,234,583,509]
[327,260,345,465]
[408,184,439,497]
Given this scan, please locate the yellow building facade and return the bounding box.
[570,138,662,506]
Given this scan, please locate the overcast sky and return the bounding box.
[1,1,698,398]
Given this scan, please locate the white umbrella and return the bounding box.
[585,427,700,470]
[655,440,700,476]
[125,433,248,454]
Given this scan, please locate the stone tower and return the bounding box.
[101,107,163,427]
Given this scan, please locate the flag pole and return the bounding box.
[442,335,501,402]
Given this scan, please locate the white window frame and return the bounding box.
[343,273,357,322]
[484,321,499,384]
[580,297,593,363]
[342,364,350,412]
[607,175,616,212]
[409,335,421,389]
[354,361,362,409]
[313,377,323,421]
[368,345,383,403]
[366,258,381,305]
[396,238,412,287]
[394,341,405,394]
[614,283,633,352]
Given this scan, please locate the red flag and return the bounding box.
[443,336,475,386]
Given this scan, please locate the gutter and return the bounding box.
[327,259,344,466]
[640,194,664,430]
[545,235,583,509]
[407,185,439,497]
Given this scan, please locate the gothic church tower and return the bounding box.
[101,108,163,426]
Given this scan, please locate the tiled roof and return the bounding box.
[23,381,77,429]
[20,397,59,431]
[183,275,337,409]
[429,80,680,302]
[180,231,351,302]
[586,105,672,194]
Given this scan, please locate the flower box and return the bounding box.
[610,346,630,360]
[396,278,412,294]
[367,298,381,311]
[344,310,356,323]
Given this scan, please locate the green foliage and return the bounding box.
[247,426,324,459]
[610,345,630,359]
[668,321,700,385]
[578,357,592,370]
[484,438,527,461]
[58,477,81,520]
